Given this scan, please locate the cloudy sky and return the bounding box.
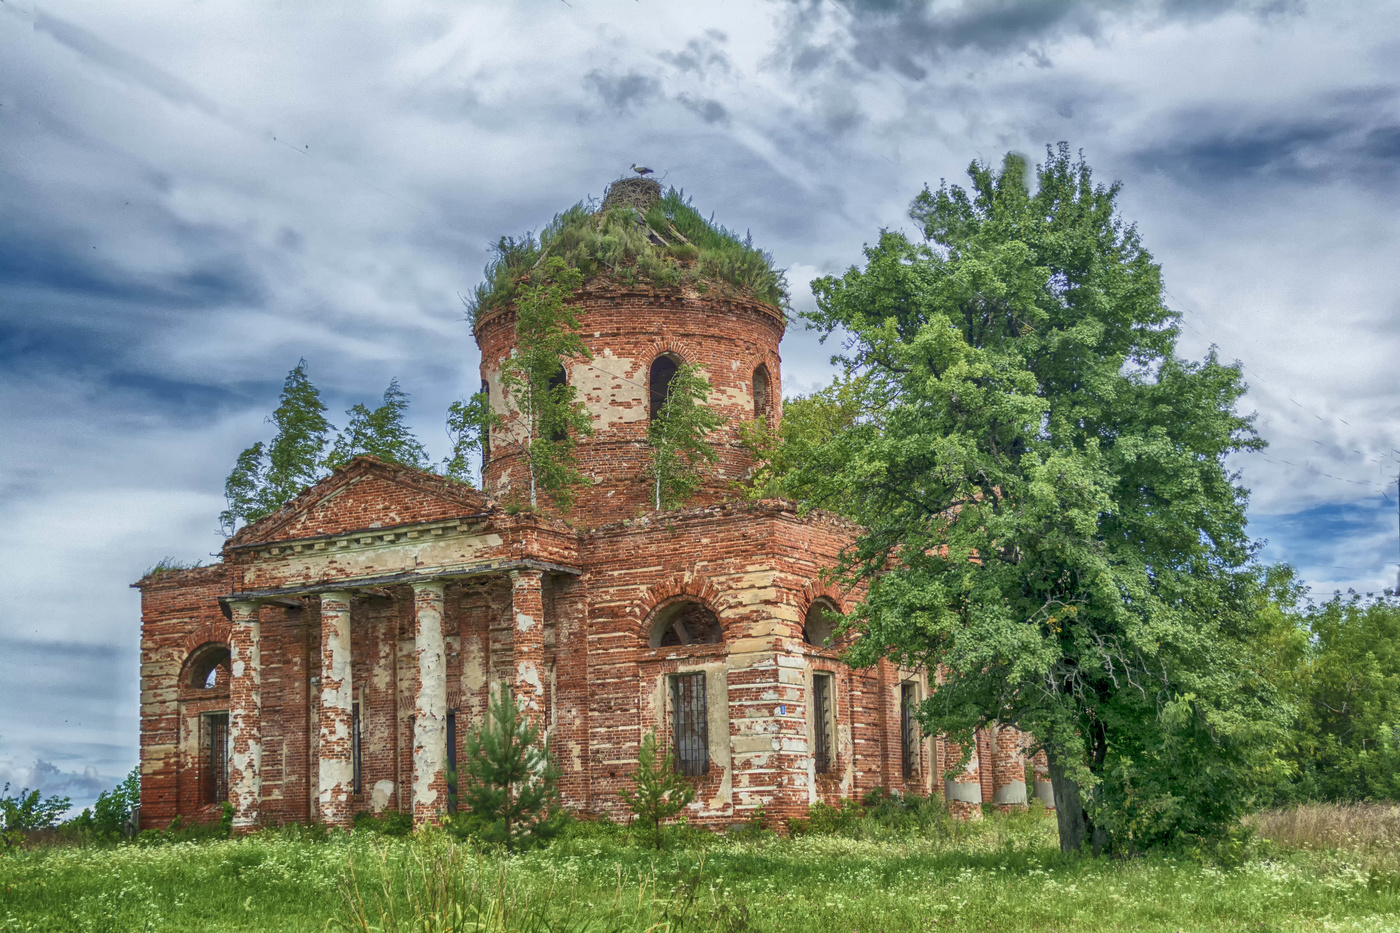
[2,0,1398,810]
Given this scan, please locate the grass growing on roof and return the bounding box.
[467,188,789,322]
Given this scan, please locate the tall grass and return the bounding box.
[2,806,1398,932]
[1251,802,1400,871]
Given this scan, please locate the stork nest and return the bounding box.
[601,176,662,214]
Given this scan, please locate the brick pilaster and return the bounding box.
[509,570,546,723]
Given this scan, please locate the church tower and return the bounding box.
[472,177,786,524]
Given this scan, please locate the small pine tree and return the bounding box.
[619,729,696,849]
[220,359,333,534]
[647,362,721,510]
[454,686,563,852]
[326,378,430,470]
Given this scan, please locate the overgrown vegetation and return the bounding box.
[3,804,1398,932]
[467,187,789,323]
[646,363,722,510]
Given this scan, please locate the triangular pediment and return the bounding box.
[225,457,494,550]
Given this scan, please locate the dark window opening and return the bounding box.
[671,672,709,776]
[189,645,230,690]
[446,711,458,814]
[813,672,834,774]
[752,364,771,420]
[202,712,229,805]
[650,601,723,648]
[352,702,363,796]
[649,355,680,421]
[900,683,919,779]
[803,600,838,647]
[545,366,569,442]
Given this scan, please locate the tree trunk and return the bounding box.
[1045,746,1089,854]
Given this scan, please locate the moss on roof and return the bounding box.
[467,182,789,324]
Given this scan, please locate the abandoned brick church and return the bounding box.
[136,180,1053,832]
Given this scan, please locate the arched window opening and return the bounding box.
[804,599,839,648]
[752,364,771,420]
[649,355,680,421]
[648,600,723,648]
[187,644,231,690]
[545,365,569,442]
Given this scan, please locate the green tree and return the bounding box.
[493,257,593,510]
[326,378,430,470]
[1279,589,1400,802]
[453,687,564,852]
[647,362,722,510]
[739,375,873,505]
[442,390,491,485]
[797,145,1284,854]
[619,729,696,849]
[1,784,70,847]
[219,359,333,534]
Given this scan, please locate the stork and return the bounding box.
[630,163,654,177]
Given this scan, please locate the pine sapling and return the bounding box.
[619,729,696,849]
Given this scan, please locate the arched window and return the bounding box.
[752,364,771,420]
[804,599,839,648]
[649,355,680,421]
[545,365,568,442]
[186,644,231,690]
[648,600,723,648]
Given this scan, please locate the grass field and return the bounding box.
[2,806,1398,932]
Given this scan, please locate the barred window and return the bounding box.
[202,711,229,805]
[352,701,363,795]
[670,672,709,776]
[813,672,835,774]
[900,682,920,779]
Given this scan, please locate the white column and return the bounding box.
[227,600,262,832]
[411,582,448,826]
[317,591,355,827]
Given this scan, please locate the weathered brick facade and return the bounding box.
[137,277,1052,832]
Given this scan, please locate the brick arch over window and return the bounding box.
[800,583,847,648]
[633,575,724,642]
[181,641,232,691]
[742,351,782,422]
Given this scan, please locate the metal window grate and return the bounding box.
[446,711,458,814]
[671,672,709,776]
[813,673,834,774]
[206,713,229,804]
[352,703,363,795]
[901,683,919,779]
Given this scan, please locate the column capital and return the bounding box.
[508,568,543,585]
[411,580,447,597]
[228,599,261,620]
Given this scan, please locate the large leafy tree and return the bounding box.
[325,378,430,470]
[647,362,722,509]
[220,359,333,534]
[488,257,593,510]
[797,145,1285,854]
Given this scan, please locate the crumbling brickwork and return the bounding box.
[137,280,1047,832]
